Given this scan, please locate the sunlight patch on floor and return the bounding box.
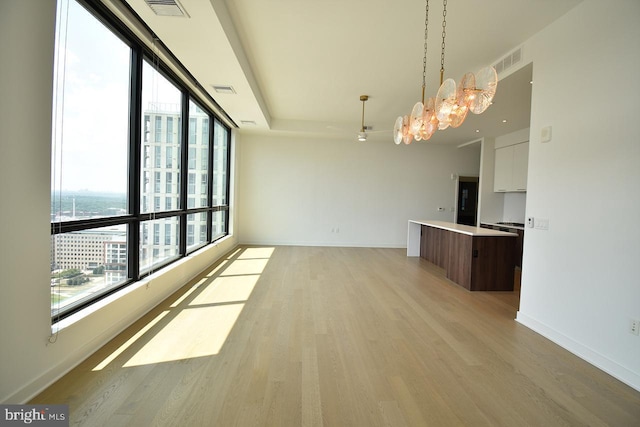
[222,258,269,276]
[92,310,170,371]
[91,246,275,370]
[190,274,259,306]
[205,259,229,278]
[170,278,207,308]
[238,247,275,259]
[122,303,244,367]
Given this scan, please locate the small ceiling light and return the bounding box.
[502,119,508,123]
[475,129,480,133]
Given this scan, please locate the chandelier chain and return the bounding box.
[440,0,447,83]
[422,0,429,90]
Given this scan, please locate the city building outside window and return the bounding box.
[51,0,231,321]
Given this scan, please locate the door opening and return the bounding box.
[456,176,479,226]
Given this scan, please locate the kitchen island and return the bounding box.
[408,220,517,291]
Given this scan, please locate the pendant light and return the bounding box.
[394,0,433,145]
[394,0,498,145]
[358,95,368,141]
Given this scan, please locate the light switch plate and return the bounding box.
[541,126,552,143]
[535,218,549,230]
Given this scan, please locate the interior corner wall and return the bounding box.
[237,133,480,247]
[517,0,640,390]
[478,137,504,223]
[0,1,239,403]
[0,0,58,403]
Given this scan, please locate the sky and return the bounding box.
[52,0,181,194]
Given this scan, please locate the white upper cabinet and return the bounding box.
[493,128,530,193]
[494,141,529,192]
[511,142,529,191]
[494,146,513,192]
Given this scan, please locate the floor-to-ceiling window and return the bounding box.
[50,0,231,321]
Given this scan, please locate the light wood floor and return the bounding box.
[32,246,640,426]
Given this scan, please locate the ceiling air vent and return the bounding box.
[494,47,522,76]
[212,85,236,94]
[144,0,189,17]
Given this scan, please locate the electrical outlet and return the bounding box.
[631,319,640,336]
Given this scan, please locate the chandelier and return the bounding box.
[393,0,498,145]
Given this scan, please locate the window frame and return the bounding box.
[50,0,232,322]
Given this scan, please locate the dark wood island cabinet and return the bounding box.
[408,220,517,291]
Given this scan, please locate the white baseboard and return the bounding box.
[238,239,406,249]
[516,311,640,392]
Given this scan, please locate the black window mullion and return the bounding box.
[207,114,215,242]
[179,94,190,255]
[224,122,232,235]
[128,46,143,281]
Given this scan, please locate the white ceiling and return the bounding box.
[124,0,582,145]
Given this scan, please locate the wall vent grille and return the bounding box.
[144,0,189,17]
[494,47,523,75]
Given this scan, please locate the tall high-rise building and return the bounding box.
[51,102,227,283]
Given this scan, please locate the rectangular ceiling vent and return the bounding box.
[212,85,236,94]
[494,47,522,75]
[144,0,189,17]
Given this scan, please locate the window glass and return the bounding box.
[188,99,209,206]
[50,225,128,316]
[187,212,208,250]
[50,0,129,223]
[140,217,179,274]
[141,60,181,213]
[211,210,226,241]
[166,117,173,143]
[212,120,228,206]
[188,173,196,195]
[165,146,173,168]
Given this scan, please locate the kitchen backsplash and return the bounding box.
[502,192,527,223]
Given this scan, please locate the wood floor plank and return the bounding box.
[30,246,640,426]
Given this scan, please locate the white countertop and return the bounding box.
[409,220,518,237]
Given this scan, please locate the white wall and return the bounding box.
[237,134,480,247]
[0,1,239,403]
[517,0,640,390]
[478,137,505,223]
